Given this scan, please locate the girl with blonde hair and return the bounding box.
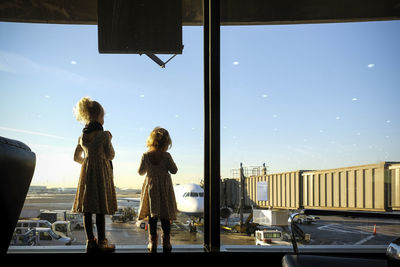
[72,97,117,253]
[138,127,178,253]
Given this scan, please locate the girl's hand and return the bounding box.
[106,131,112,139]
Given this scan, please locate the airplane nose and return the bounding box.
[194,198,204,213]
[188,198,204,213]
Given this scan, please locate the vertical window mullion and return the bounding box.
[203,0,220,252]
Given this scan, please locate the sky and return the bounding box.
[0,20,399,189]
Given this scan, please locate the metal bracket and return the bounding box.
[144,53,178,68]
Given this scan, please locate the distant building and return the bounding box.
[115,187,141,194]
[47,187,77,194]
[28,185,47,194]
[28,186,77,194]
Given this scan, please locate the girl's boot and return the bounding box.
[86,237,98,253]
[147,233,158,253]
[162,233,172,253]
[98,238,115,253]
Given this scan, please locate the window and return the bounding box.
[264,232,282,239]
[39,232,52,241]
[2,21,204,248]
[49,230,61,240]
[2,2,400,254]
[221,21,400,247]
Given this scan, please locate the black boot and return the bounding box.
[85,238,98,253]
[162,233,172,253]
[147,233,158,253]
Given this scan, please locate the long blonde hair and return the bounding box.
[146,127,172,152]
[73,97,104,124]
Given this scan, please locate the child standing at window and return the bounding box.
[72,97,117,253]
[138,127,178,253]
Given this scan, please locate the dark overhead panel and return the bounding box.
[97,0,183,54]
[0,0,400,25]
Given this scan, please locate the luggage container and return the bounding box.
[253,209,289,226]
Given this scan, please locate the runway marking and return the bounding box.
[317,224,369,235]
[354,235,375,245]
[317,224,351,233]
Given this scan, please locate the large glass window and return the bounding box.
[2,15,400,253]
[1,22,204,248]
[220,21,400,247]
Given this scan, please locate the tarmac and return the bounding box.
[14,192,400,247]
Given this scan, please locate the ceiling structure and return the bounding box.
[0,0,399,26]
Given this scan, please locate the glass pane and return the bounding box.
[221,21,400,247]
[1,22,204,249]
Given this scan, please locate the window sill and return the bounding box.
[221,245,388,253]
[7,244,387,254]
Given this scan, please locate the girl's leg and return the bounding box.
[160,219,170,236]
[96,213,105,241]
[148,216,158,236]
[147,216,158,253]
[84,213,98,253]
[83,213,94,240]
[160,219,172,253]
[96,213,115,253]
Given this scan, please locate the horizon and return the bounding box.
[1,21,399,189]
[27,159,400,189]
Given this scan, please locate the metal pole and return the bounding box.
[203,0,220,252]
[239,163,244,227]
[263,163,267,175]
[203,0,210,250]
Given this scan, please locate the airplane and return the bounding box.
[173,183,204,232]
[117,183,204,232]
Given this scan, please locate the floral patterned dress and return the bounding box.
[72,130,117,214]
[137,151,178,221]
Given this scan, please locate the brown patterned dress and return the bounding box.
[72,130,117,214]
[137,151,178,221]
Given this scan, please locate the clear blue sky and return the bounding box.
[0,21,399,188]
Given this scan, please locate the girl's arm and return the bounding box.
[138,154,147,176]
[103,131,115,160]
[73,137,84,164]
[167,153,178,174]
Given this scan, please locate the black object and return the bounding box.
[98,0,183,54]
[0,136,36,254]
[387,237,400,266]
[203,0,220,252]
